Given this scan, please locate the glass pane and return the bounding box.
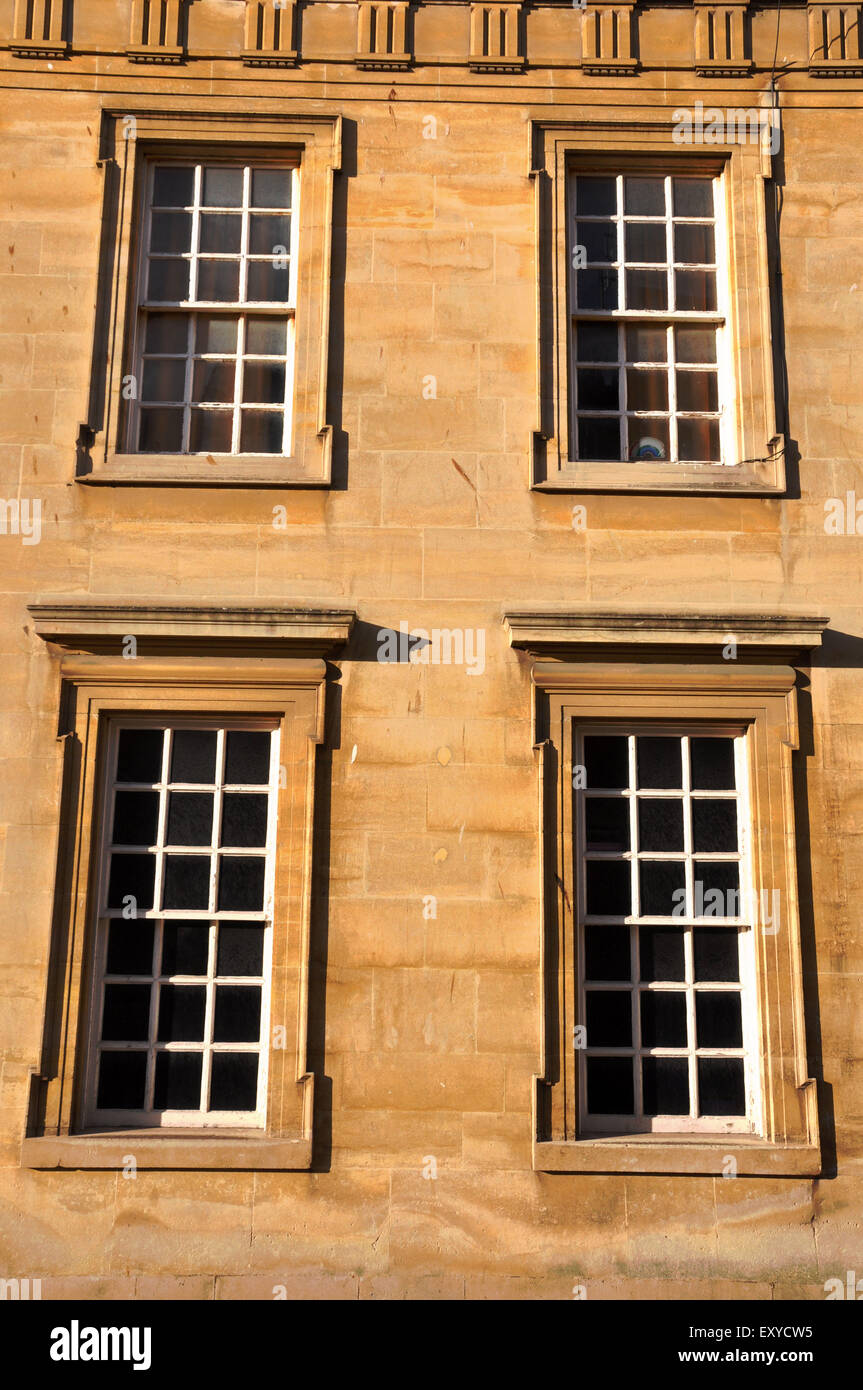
[626,369,668,413]
[585,926,631,982]
[577,268,618,311]
[577,416,620,461]
[116,729,164,783]
[692,799,738,853]
[643,1057,689,1116]
[220,793,269,849]
[189,409,233,454]
[217,924,265,977]
[577,367,618,411]
[202,166,243,208]
[154,1052,202,1110]
[678,417,720,462]
[640,991,687,1047]
[637,798,684,852]
[144,313,188,354]
[584,736,629,789]
[199,213,242,255]
[112,790,160,846]
[627,419,669,461]
[192,359,235,404]
[676,326,717,364]
[242,362,286,405]
[251,168,292,208]
[246,316,287,356]
[246,261,291,303]
[152,167,194,208]
[161,922,210,977]
[106,921,155,977]
[107,854,155,911]
[625,325,666,363]
[624,177,665,216]
[694,928,739,983]
[213,985,262,1042]
[249,214,292,256]
[673,178,714,218]
[625,268,667,311]
[639,861,685,917]
[148,258,190,302]
[639,927,685,982]
[576,219,616,263]
[697,1057,745,1116]
[139,406,184,454]
[585,991,632,1047]
[170,730,217,784]
[696,991,743,1048]
[637,737,682,789]
[157,984,207,1042]
[693,860,740,914]
[161,856,210,911]
[625,222,666,264]
[690,738,736,791]
[586,860,631,917]
[576,322,618,363]
[586,1057,633,1115]
[224,731,271,785]
[141,358,186,403]
[150,210,192,255]
[195,315,239,355]
[208,1053,258,1111]
[585,797,630,852]
[577,176,616,216]
[676,371,718,413]
[240,410,284,454]
[217,857,266,912]
[102,984,151,1041]
[675,269,716,312]
[674,223,715,265]
[196,260,240,303]
[97,1051,147,1110]
[165,792,214,847]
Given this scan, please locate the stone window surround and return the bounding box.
[504,609,828,1176]
[529,118,787,494]
[77,108,342,488]
[20,601,356,1171]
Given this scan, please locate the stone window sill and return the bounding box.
[21,1133,312,1172]
[534,1138,821,1177]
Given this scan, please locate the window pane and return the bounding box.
[676,371,718,413]
[106,921,155,977]
[696,991,743,1048]
[577,220,616,263]
[672,178,714,218]
[189,410,233,454]
[585,797,630,852]
[240,410,284,454]
[625,325,666,363]
[624,177,665,216]
[674,223,715,265]
[585,991,632,1047]
[116,729,164,784]
[217,857,266,912]
[576,322,618,363]
[209,1053,259,1111]
[152,167,194,208]
[625,268,667,311]
[213,985,262,1043]
[694,860,740,913]
[249,214,292,256]
[639,927,685,982]
[217,924,265,977]
[577,268,618,311]
[196,260,240,303]
[202,167,243,208]
[148,258,190,302]
[678,417,720,462]
[625,222,666,264]
[107,854,155,911]
[637,737,682,789]
[626,369,668,413]
[577,367,618,411]
[195,315,239,355]
[586,860,631,916]
[165,791,214,847]
[577,176,616,216]
[675,269,716,312]
[585,926,631,982]
[170,730,217,784]
[192,360,235,404]
[675,326,717,364]
[102,984,151,1041]
[161,856,210,911]
[639,861,685,917]
[251,169,292,208]
[697,1057,745,1116]
[690,738,736,791]
[637,798,684,852]
[112,791,160,846]
[246,260,291,303]
[242,362,286,405]
[161,922,210,976]
[584,736,628,789]
[199,213,242,255]
[627,419,669,462]
[97,1052,147,1109]
[154,1052,202,1110]
[220,793,269,849]
[150,211,192,255]
[246,316,287,356]
[693,928,739,983]
[157,983,207,1042]
[643,1057,689,1115]
[142,359,186,403]
[692,800,738,853]
[224,731,271,785]
[578,416,620,460]
[586,1056,633,1114]
[144,313,188,354]
[640,991,687,1047]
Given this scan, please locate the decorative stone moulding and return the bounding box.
[356,0,411,68]
[10,0,67,57]
[242,0,298,65]
[580,1,637,75]
[469,2,524,72]
[694,0,753,77]
[807,2,863,75]
[127,0,185,63]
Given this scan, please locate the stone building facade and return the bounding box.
[0,0,861,1299]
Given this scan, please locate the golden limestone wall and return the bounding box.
[0,0,861,1298]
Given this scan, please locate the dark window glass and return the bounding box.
[578,416,620,460]
[189,409,233,454]
[199,213,242,255]
[626,325,667,363]
[247,261,291,303]
[693,861,740,915]
[693,928,739,983]
[577,176,616,216]
[148,258,189,302]
[586,860,631,917]
[202,167,243,208]
[165,792,214,847]
[240,410,283,454]
[196,315,238,354]
[696,991,743,1048]
[106,921,155,977]
[139,407,184,453]
[690,738,736,791]
[161,922,210,977]
[116,729,164,784]
[676,370,719,413]
[643,1057,689,1116]
[144,313,188,354]
[157,984,207,1042]
[625,222,666,263]
[672,178,714,218]
[639,861,685,917]
[249,214,292,256]
[639,927,685,982]
[676,326,717,364]
[627,418,669,462]
[170,730,217,785]
[161,856,210,911]
[224,732,271,785]
[636,737,681,789]
[674,223,715,265]
[242,362,286,405]
[584,736,629,790]
[220,794,268,849]
[196,260,240,303]
[153,167,194,208]
[96,1051,147,1110]
[213,985,262,1043]
[698,1057,746,1116]
[640,991,687,1047]
[150,210,192,255]
[217,924,265,977]
[153,1052,202,1110]
[585,926,631,982]
[101,984,151,1042]
[192,360,235,404]
[107,854,156,911]
[692,799,738,853]
[217,857,266,913]
[577,220,617,263]
[625,368,668,413]
[678,417,720,462]
[246,317,287,356]
[576,322,618,363]
[586,1056,634,1115]
[585,798,630,851]
[625,268,667,311]
[637,798,684,852]
[577,367,618,411]
[675,269,716,312]
[142,358,186,403]
[624,177,665,216]
[209,1053,259,1111]
[585,991,632,1047]
[111,791,160,846]
[251,169,292,209]
[577,268,618,311]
